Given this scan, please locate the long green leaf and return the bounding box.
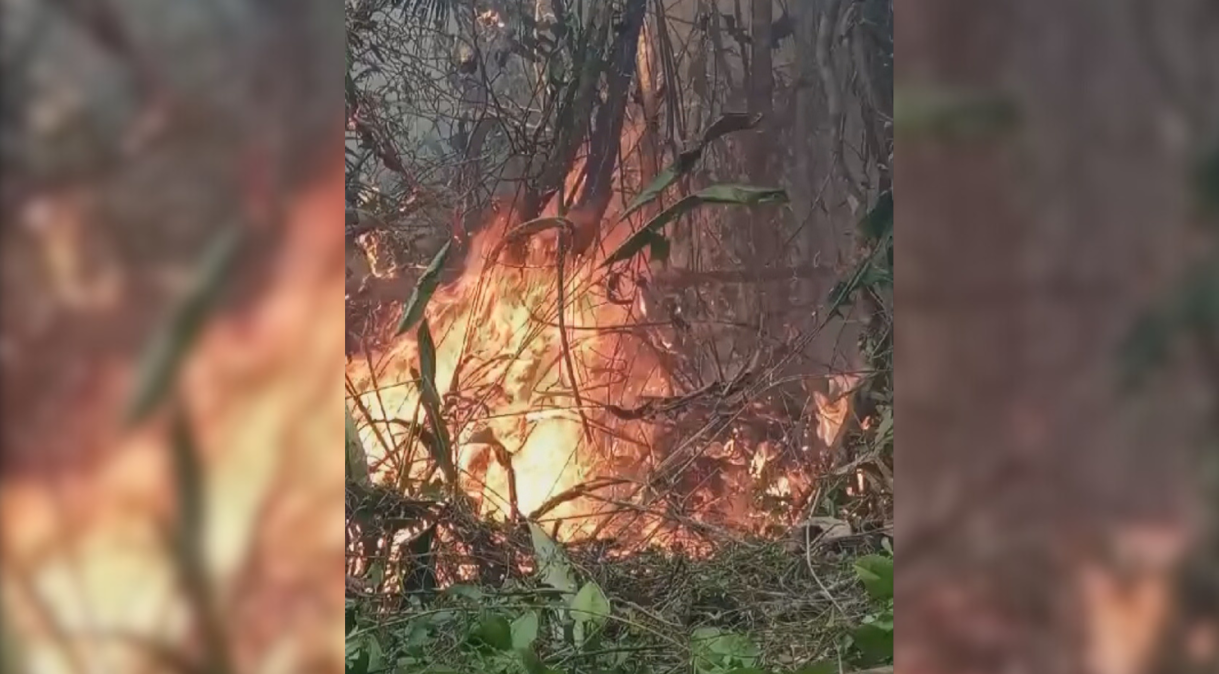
[416,320,455,485]
[168,402,235,674]
[486,216,576,264]
[623,113,762,220]
[169,404,204,553]
[858,191,894,241]
[396,239,452,336]
[126,226,243,425]
[345,403,371,488]
[604,185,787,267]
[895,86,1018,139]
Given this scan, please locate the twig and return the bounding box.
[805,525,849,617]
[531,477,635,519]
[556,225,595,445]
[345,374,396,467]
[361,342,405,479]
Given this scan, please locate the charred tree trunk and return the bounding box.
[635,13,664,224]
[742,0,779,317]
[746,0,774,183]
[570,0,648,254]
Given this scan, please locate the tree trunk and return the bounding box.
[571,0,648,253]
[746,0,773,182]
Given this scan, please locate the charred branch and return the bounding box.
[571,0,649,253]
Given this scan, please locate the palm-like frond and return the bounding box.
[392,0,454,27]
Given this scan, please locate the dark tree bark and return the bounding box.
[570,0,649,254]
[746,0,774,182]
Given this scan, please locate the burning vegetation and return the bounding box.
[343,1,894,672]
[344,156,892,581]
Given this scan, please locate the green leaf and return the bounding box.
[417,319,439,386]
[874,405,894,451]
[529,522,577,595]
[642,230,671,265]
[700,112,764,145]
[605,186,788,267]
[346,643,369,674]
[696,184,788,205]
[793,661,837,674]
[415,320,455,485]
[365,635,385,673]
[517,648,562,674]
[168,405,203,562]
[690,627,725,673]
[475,615,514,651]
[625,163,684,219]
[707,631,760,669]
[402,620,432,649]
[854,555,895,601]
[512,611,540,649]
[851,617,894,666]
[345,403,371,488]
[570,582,611,626]
[126,226,242,425]
[623,113,762,219]
[895,86,1019,140]
[396,239,452,336]
[346,634,383,674]
[858,191,894,241]
[444,584,483,601]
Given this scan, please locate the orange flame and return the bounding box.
[347,205,670,542]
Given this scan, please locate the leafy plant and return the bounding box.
[600,111,784,268]
[396,239,452,336]
[844,549,895,667]
[414,319,457,486]
[126,226,243,425]
[622,112,763,218]
[895,85,1019,140]
[690,626,762,674]
[604,185,789,267]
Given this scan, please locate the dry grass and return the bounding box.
[345,478,884,673]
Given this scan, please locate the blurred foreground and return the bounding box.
[1,1,344,672]
[899,1,1219,673]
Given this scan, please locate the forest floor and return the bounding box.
[345,481,893,674]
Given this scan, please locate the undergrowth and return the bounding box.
[345,523,894,674]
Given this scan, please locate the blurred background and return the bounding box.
[899,1,1219,673]
[1,0,344,672]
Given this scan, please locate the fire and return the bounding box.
[347,207,670,542]
[2,152,348,673]
[345,119,828,555]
